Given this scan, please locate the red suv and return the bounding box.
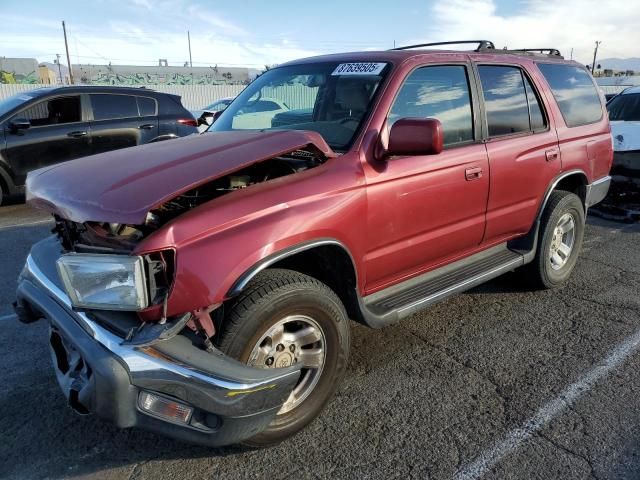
[15,40,612,447]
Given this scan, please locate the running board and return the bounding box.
[359,244,524,328]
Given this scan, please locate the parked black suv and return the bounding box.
[0,86,198,204]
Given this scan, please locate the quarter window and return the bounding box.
[91,94,139,120]
[478,66,530,136]
[17,96,81,126]
[537,63,602,127]
[137,96,157,116]
[389,65,474,147]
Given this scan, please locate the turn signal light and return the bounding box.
[138,391,193,424]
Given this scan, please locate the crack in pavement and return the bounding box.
[536,430,600,480]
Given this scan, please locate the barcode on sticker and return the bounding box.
[331,63,386,76]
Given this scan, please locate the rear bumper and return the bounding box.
[585,176,612,208]
[612,150,640,177]
[15,237,301,446]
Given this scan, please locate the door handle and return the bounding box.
[545,148,559,162]
[465,166,483,181]
[139,124,155,130]
[67,131,88,138]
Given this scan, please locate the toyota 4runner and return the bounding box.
[15,40,612,447]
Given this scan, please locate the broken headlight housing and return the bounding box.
[56,254,149,311]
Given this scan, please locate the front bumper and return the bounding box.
[15,237,301,446]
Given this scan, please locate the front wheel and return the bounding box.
[521,190,585,289]
[216,269,351,447]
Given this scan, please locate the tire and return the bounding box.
[216,268,351,447]
[0,182,4,206]
[521,190,585,289]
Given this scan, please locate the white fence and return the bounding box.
[0,83,323,111]
[0,84,246,110]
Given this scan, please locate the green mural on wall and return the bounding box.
[0,70,39,84]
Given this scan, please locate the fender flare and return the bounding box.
[227,238,359,297]
[509,169,589,262]
[535,169,589,221]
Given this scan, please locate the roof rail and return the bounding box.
[391,40,495,52]
[508,48,563,57]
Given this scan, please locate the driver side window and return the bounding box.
[16,96,81,127]
[389,65,474,147]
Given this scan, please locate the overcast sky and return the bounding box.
[0,0,637,68]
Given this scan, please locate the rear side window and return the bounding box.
[607,93,640,121]
[537,63,602,127]
[17,96,81,126]
[137,96,157,116]
[389,65,474,147]
[91,94,138,120]
[478,66,530,136]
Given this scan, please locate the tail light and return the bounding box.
[177,118,198,127]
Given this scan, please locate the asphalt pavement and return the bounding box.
[1,203,639,480]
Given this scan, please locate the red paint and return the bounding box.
[26,130,335,224]
[26,49,612,320]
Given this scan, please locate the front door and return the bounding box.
[2,95,91,185]
[363,64,489,293]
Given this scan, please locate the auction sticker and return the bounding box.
[332,63,386,76]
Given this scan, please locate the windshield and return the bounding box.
[0,92,35,117]
[608,93,640,121]
[208,62,389,151]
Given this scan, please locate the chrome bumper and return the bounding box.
[15,237,301,445]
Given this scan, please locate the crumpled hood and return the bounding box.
[611,121,640,152]
[27,130,335,224]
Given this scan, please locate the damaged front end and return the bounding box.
[15,130,337,445]
[15,234,302,446]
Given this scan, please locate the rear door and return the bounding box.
[476,63,561,244]
[2,94,91,184]
[88,93,159,155]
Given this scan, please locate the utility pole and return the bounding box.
[62,21,74,84]
[55,54,63,84]
[570,48,573,60]
[591,41,601,74]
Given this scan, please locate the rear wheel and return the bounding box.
[521,190,585,289]
[216,269,351,447]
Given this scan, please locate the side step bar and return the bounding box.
[359,244,524,328]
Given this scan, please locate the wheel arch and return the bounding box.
[227,239,362,323]
[509,169,589,261]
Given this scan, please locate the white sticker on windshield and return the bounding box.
[331,63,386,76]
[18,95,33,101]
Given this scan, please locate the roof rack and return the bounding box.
[391,40,495,52]
[508,48,563,57]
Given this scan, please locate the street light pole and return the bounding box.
[55,54,63,84]
[591,41,601,74]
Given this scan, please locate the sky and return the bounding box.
[0,0,638,69]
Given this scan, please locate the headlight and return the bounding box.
[56,254,149,310]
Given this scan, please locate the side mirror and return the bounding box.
[9,118,31,132]
[386,118,443,157]
[210,110,224,124]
